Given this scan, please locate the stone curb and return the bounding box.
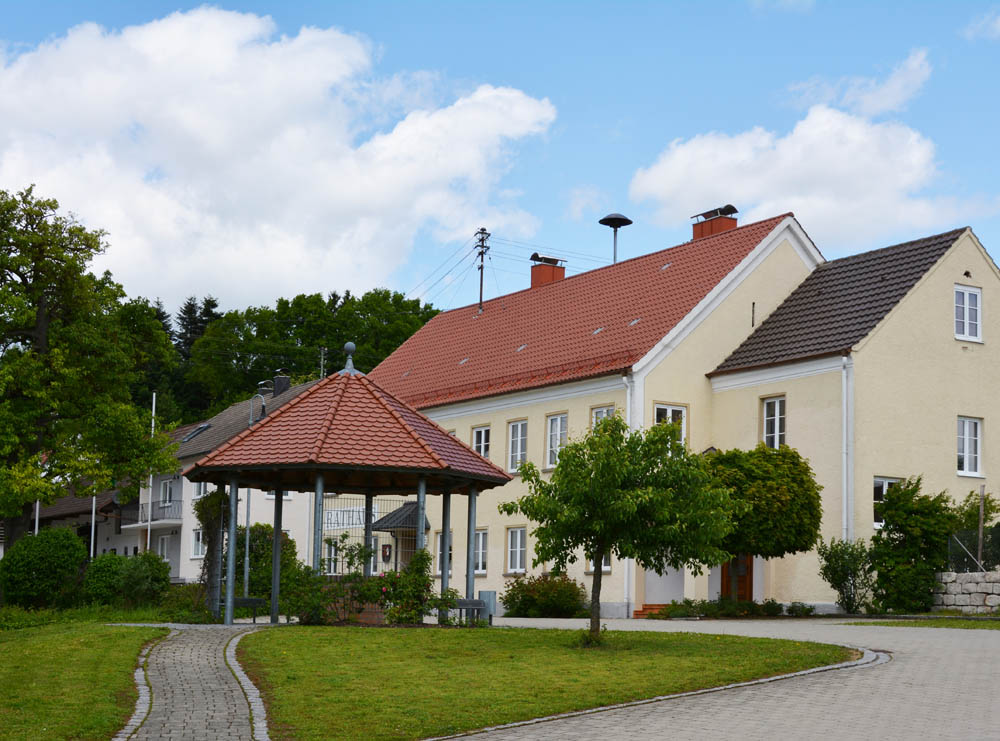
[428,642,890,739]
[112,628,180,741]
[226,629,271,741]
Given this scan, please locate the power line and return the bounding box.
[404,235,477,298]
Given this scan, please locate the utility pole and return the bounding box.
[475,227,490,313]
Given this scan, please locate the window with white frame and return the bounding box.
[592,405,615,426]
[474,530,488,574]
[546,413,568,467]
[958,417,982,475]
[368,536,379,574]
[191,529,206,558]
[587,552,612,572]
[436,531,453,576]
[159,480,174,506]
[508,420,528,472]
[872,477,900,529]
[654,404,687,442]
[324,540,338,575]
[955,285,982,341]
[473,426,491,458]
[265,490,294,500]
[762,397,786,449]
[192,481,207,500]
[157,534,171,563]
[507,527,526,573]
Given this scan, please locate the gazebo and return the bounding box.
[184,344,512,625]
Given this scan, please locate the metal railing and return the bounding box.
[138,499,184,523]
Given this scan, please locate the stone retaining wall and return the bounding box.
[933,571,1000,614]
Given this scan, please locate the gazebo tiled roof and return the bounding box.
[184,367,511,495]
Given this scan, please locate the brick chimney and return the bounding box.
[692,204,738,240]
[530,253,565,288]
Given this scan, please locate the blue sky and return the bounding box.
[3,2,999,314]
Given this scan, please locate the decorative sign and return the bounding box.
[382,544,392,563]
[324,504,380,530]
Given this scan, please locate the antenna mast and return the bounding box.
[475,227,491,312]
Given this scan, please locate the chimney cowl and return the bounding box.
[691,204,738,239]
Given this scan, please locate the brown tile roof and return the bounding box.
[370,214,794,408]
[711,228,967,375]
[39,492,116,521]
[185,371,511,494]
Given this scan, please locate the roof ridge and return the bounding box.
[359,375,450,471]
[820,227,967,268]
[309,377,349,463]
[432,212,794,317]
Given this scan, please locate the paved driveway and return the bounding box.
[477,617,1000,740]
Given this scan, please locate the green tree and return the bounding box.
[706,445,823,598]
[0,187,177,535]
[953,490,1000,532]
[225,522,300,604]
[870,477,957,612]
[816,537,875,614]
[499,415,739,641]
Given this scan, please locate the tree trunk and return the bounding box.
[589,549,604,640]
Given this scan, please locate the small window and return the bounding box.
[192,482,207,500]
[958,417,982,475]
[436,531,453,576]
[368,536,379,574]
[872,477,900,529]
[324,540,338,575]
[474,530,488,574]
[654,404,687,442]
[762,397,786,449]
[507,527,526,573]
[587,552,612,572]
[955,285,982,341]
[159,480,174,506]
[472,426,491,458]
[591,405,615,426]
[191,529,206,558]
[508,421,528,472]
[546,414,568,467]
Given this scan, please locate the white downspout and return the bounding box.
[623,372,634,618]
[841,355,855,541]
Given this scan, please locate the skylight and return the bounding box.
[182,423,211,443]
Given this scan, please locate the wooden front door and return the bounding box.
[721,554,753,601]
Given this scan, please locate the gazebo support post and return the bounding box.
[439,490,451,624]
[243,489,251,598]
[224,479,238,626]
[416,477,427,551]
[363,494,374,578]
[270,490,284,624]
[313,474,324,573]
[466,488,477,600]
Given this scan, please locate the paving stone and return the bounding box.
[473,616,1000,741]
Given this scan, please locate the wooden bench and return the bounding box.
[455,598,491,625]
[220,596,268,623]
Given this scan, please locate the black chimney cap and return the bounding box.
[599,213,633,229]
[691,204,738,221]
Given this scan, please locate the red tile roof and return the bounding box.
[184,371,511,494]
[370,214,793,408]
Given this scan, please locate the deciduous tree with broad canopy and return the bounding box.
[499,414,740,640]
[0,187,177,536]
[705,445,823,599]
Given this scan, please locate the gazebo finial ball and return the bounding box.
[344,341,356,355]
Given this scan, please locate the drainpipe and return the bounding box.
[841,355,855,541]
[623,373,634,618]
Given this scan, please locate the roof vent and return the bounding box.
[592,327,604,335]
[629,318,641,326]
[458,357,469,366]
[691,204,738,240]
[516,343,527,353]
[529,253,566,289]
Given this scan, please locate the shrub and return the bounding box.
[83,553,127,605]
[816,537,875,614]
[785,601,815,617]
[500,572,587,618]
[650,597,781,619]
[226,523,301,601]
[871,478,957,612]
[160,583,216,624]
[651,600,698,619]
[0,528,88,608]
[120,551,171,607]
[761,598,783,617]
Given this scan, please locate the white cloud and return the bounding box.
[0,8,556,312]
[964,9,1000,40]
[629,104,979,250]
[789,49,930,117]
[566,185,604,221]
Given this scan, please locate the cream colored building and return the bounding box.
[372,213,998,615]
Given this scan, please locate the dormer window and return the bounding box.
[955,285,982,342]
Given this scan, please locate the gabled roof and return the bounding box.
[171,381,318,461]
[711,228,967,376]
[371,214,794,408]
[39,492,116,521]
[185,370,511,494]
[371,501,430,532]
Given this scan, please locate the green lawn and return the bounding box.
[239,627,853,740]
[0,622,168,741]
[851,618,1000,630]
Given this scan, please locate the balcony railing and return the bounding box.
[120,499,183,526]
